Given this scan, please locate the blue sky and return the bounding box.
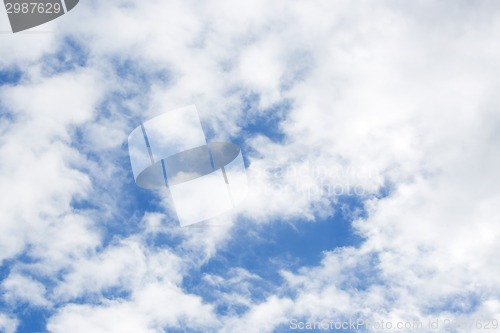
[1,1,500,332]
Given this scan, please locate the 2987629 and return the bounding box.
[5,2,62,14]
[442,318,498,330]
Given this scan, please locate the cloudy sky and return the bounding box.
[1,0,500,332]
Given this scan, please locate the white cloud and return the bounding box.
[220,296,294,333]
[2,273,49,307]
[0,68,106,265]
[51,236,184,301]
[0,313,18,333]
[201,267,263,311]
[47,281,219,333]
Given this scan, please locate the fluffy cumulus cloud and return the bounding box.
[1,0,500,332]
[0,313,18,333]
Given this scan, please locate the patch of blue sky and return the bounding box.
[84,144,181,245]
[0,68,23,125]
[199,93,290,150]
[182,255,270,315]
[113,57,170,89]
[8,305,49,333]
[104,57,171,121]
[182,198,366,311]
[41,37,89,76]
[3,263,138,332]
[66,142,183,250]
[66,60,173,243]
[0,263,10,291]
[376,180,395,199]
[73,58,172,151]
[280,49,315,92]
[0,253,134,332]
[69,286,133,305]
[424,292,482,316]
[0,258,51,333]
[336,252,381,293]
[217,303,252,318]
[3,252,67,290]
[145,226,185,251]
[6,291,126,333]
[0,67,22,86]
[87,58,170,123]
[77,170,167,247]
[0,257,19,275]
[240,93,290,144]
[162,325,205,333]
